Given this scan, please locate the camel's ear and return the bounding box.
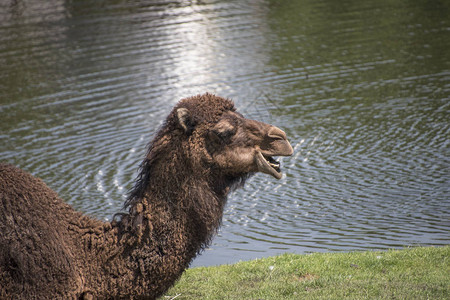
[176,108,196,135]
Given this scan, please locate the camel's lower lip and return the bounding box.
[255,151,283,179]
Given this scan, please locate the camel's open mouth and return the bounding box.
[255,151,283,179]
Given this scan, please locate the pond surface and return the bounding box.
[1,0,449,267]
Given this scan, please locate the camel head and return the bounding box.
[128,93,293,204]
[172,94,293,181]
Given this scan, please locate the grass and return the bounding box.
[164,246,449,299]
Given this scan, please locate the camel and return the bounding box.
[0,93,293,299]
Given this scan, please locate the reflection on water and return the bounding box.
[1,0,449,267]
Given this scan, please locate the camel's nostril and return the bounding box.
[268,126,287,140]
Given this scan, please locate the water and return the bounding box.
[1,0,449,267]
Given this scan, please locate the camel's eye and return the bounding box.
[211,119,236,143]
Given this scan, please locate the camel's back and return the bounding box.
[0,164,81,299]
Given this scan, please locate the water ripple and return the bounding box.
[1,0,449,267]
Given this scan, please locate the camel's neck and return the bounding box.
[107,176,226,297]
[128,177,225,254]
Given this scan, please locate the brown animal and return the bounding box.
[0,93,293,299]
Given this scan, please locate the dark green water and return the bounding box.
[1,0,449,266]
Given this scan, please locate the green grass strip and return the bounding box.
[165,246,449,299]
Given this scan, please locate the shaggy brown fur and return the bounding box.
[0,93,293,299]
